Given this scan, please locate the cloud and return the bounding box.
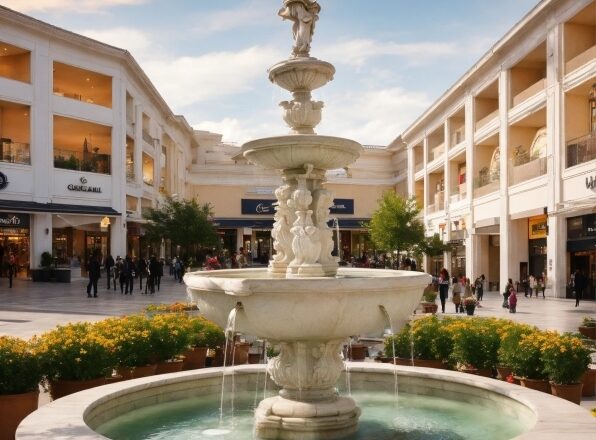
[142,46,284,108]
[318,38,458,67]
[79,28,151,56]
[191,2,273,36]
[1,0,145,14]
[194,117,283,146]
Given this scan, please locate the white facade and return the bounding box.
[0,6,195,275]
[401,0,596,298]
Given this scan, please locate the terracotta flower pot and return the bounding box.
[116,367,133,380]
[421,303,438,314]
[0,390,39,440]
[155,359,184,375]
[460,366,493,377]
[390,357,413,366]
[48,377,106,400]
[578,326,596,340]
[413,358,444,369]
[213,342,251,366]
[550,382,583,405]
[248,352,262,364]
[517,377,551,394]
[182,347,208,370]
[496,366,513,381]
[581,368,595,397]
[131,364,157,378]
[347,344,368,361]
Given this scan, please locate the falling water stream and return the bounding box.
[379,305,399,403]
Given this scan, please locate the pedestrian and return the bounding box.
[156,258,164,291]
[7,252,16,288]
[123,255,134,294]
[237,247,248,268]
[104,254,115,290]
[528,274,536,298]
[410,259,417,272]
[147,256,160,294]
[174,256,182,280]
[540,272,546,298]
[522,275,529,297]
[86,253,101,298]
[508,286,517,313]
[137,257,147,291]
[502,278,513,308]
[573,269,585,307]
[451,276,463,313]
[438,268,450,314]
[474,275,485,301]
[113,256,122,291]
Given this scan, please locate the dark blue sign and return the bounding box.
[241,199,276,215]
[330,199,354,215]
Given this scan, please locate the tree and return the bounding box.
[365,192,425,257]
[419,233,452,258]
[143,197,219,257]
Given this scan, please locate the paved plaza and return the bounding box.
[0,273,595,410]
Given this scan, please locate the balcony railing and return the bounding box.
[54,148,111,175]
[126,163,135,182]
[473,176,499,198]
[143,174,154,186]
[566,133,596,168]
[414,162,424,173]
[0,141,30,165]
[142,130,155,146]
[449,184,467,203]
[509,156,547,185]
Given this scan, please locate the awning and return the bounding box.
[0,200,120,216]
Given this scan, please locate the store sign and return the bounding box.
[528,215,547,240]
[0,172,8,190]
[0,213,29,228]
[67,176,102,193]
[586,174,596,191]
[330,199,354,215]
[241,199,275,215]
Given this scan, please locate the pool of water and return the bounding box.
[96,389,526,440]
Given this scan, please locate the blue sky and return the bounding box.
[4,0,538,145]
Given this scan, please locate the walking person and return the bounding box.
[156,258,164,291]
[474,275,485,301]
[438,268,450,314]
[123,255,134,294]
[540,272,547,298]
[574,269,585,307]
[451,276,463,313]
[7,252,16,288]
[86,253,101,298]
[137,257,147,291]
[508,286,517,313]
[113,256,122,291]
[104,254,115,290]
[502,278,513,308]
[237,247,248,268]
[147,256,160,295]
[528,274,536,298]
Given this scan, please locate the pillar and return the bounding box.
[31,213,52,269]
[498,69,511,292]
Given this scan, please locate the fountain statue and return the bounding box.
[185,2,431,438]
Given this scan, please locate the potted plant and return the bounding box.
[0,336,42,440]
[578,317,596,340]
[510,330,552,393]
[420,285,438,314]
[31,251,53,282]
[182,317,221,370]
[33,322,115,400]
[496,321,535,382]
[541,333,592,404]
[450,318,499,377]
[409,315,446,368]
[346,338,368,361]
[463,295,478,316]
[148,313,191,374]
[384,324,412,365]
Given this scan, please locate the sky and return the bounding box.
[2,0,539,146]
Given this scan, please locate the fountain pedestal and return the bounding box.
[254,339,360,439]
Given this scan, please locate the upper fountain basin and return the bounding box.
[241,134,362,171]
[268,57,335,92]
[184,268,431,341]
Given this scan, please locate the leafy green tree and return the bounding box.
[143,197,219,257]
[420,233,452,257]
[365,192,425,257]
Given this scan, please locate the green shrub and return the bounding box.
[0,336,42,394]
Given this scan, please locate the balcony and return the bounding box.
[449,184,467,203]
[509,157,547,185]
[142,130,155,146]
[54,148,111,175]
[566,45,596,74]
[512,79,546,107]
[566,133,596,168]
[427,191,445,214]
[414,162,424,173]
[476,109,499,131]
[0,140,30,165]
[126,162,135,182]
[473,176,499,198]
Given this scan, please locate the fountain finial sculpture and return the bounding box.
[278,0,321,57]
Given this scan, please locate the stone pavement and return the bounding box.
[0,275,594,410]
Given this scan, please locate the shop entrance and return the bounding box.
[0,229,30,278]
[570,250,595,300]
[85,232,108,273]
[254,230,272,265]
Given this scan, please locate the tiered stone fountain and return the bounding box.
[185,1,430,438]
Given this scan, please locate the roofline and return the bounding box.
[0,5,194,138]
[401,0,552,140]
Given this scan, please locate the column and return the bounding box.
[31,213,52,269]
[31,41,51,204]
[443,121,451,274]
[422,136,429,217]
[498,69,511,292]
[407,146,415,197]
[110,216,126,258]
[546,23,565,297]
[464,96,476,280]
[134,105,143,185]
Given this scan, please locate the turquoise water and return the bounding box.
[96,389,526,440]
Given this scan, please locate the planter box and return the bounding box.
[578,326,596,340]
[30,268,71,283]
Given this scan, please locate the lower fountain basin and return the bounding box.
[240,134,362,171]
[17,364,596,440]
[184,268,430,341]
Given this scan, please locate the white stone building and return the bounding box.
[0,6,196,277]
[400,0,596,298]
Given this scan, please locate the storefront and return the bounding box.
[449,238,466,278]
[567,214,596,300]
[0,212,30,278]
[528,215,547,278]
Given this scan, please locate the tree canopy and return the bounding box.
[366,192,425,255]
[143,197,219,255]
[419,233,452,257]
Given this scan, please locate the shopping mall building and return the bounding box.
[0,0,594,299]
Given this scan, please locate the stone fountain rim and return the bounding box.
[268,56,335,77]
[16,364,596,440]
[241,133,362,150]
[184,267,432,296]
